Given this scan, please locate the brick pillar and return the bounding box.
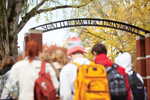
[24,32,28,51]
[145,33,150,100]
[28,29,43,52]
[136,36,146,87]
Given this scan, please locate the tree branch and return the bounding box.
[80,27,105,40]
[16,0,93,34]
[29,0,49,13]
[86,30,105,40]
[36,1,93,14]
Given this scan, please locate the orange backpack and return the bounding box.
[72,61,111,100]
[34,61,56,100]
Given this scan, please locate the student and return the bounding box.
[0,56,15,99]
[51,49,67,75]
[39,52,59,80]
[91,43,132,100]
[6,41,59,100]
[39,51,60,100]
[115,52,146,100]
[59,36,91,100]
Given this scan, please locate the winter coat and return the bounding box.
[0,66,11,99]
[115,52,147,100]
[114,52,143,83]
[6,57,59,100]
[94,53,132,100]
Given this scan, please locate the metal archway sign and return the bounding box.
[30,18,150,37]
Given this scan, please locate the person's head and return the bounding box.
[115,52,132,73]
[39,52,52,64]
[26,41,39,63]
[91,43,107,59]
[39,52,59,79]
[67,36,85,60]
[39,52,51,63]
[0,56,15,70]
[51,49,67,66]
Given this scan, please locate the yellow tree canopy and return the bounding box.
[70,0,150,70]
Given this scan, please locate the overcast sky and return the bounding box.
[17,8,76,51]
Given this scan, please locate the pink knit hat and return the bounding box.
[67,37,85,55]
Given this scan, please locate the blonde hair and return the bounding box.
[39,52,59,79]
[51,49,67,66]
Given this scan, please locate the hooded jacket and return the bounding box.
[94,53,132,100]
[0,66,12,99]
[114,52,143,84]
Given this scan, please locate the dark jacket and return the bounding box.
[94,54,132,100]
[0,66,12,99]
[0,66,12,75]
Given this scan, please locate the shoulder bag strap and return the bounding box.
[72,60,89,71]
[90,61,95,65]
[39,61,46,75]
[127,73,135,85]
[131,71,142,83]
[106,63,118,73]
[71,62,82,71]
[111,63,119,69]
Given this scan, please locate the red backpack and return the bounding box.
[34,61,56,100]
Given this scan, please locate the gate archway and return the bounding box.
[25,18,150,99]
[30,18,150,37]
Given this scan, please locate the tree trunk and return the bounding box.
[0,31,18,64]
[1,0,24,63]
[9,34,18,62]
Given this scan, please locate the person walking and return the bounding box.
[39,52,59,80]
[6,41,59,100]
[39,51,60,100]
[59,37,111,100]
[115,52,147,100]
[0,56,15,99]
[91,43,132,100]
[51,49,67,77]
[59,36,90,100]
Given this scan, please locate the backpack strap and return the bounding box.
[111,63,119,69]
[72,62,80,67]
[72,60,90,70]
[71,62,82,95]
[72,62,82,71]
[127,73,135,85]
[39,61,46,75]
[132,71,137,76]
[131,71,142,84]
[107,63,118,73]
[90,61,95,65]
[127,71,141,86]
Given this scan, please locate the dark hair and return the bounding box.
[72,51,83,55]
[0,56,15,70]
[91,43,107,55]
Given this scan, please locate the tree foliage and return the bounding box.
[70,0,150,70]
[43,43,67,56]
